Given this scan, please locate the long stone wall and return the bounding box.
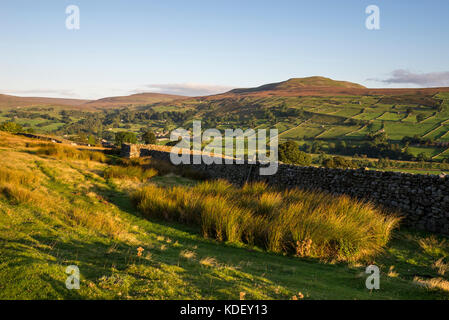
[121,143,449,235]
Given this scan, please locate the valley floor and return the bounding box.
[0,132,449,299]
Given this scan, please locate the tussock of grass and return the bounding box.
[414,277,449,292]
[104,165,158,181]
[179,250,197,260]
[35,144,107,162]
[0,183,35,204]
[199,257,218,267]
[132,180,400,262]
[0,167,41,204]
[419,236,449,258]
[433,258,449,276]
[0,167,39,186]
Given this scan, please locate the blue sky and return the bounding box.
[1,0,449,99]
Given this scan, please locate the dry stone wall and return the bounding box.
[121,143,449,235]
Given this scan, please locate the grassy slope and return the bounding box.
[1,133,449,299]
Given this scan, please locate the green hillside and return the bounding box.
[229,76,366,93]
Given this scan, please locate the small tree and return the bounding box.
[142,129,156,144]
[115,131,137,146]
[323,156,353,169]
[278,141,311,165]
[416,113,426,123]
[88,135,96,146]
[0,121,23,133]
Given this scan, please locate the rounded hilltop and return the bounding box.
[229,76,366,94]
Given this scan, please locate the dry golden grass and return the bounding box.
[179,250,197,260]
[387,266,399,278]
[414,277,449,292]
[0,166,43,205]
[419,236,448,257]
[0,167,39,186]
[35,143,107,162]
[433,258,449,276]
[0,183,35,204]
[199,257,218,267]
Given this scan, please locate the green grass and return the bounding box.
[353,111,384,121]
[383,122,436,140]
[1,132,449,300]
[407,146,444,158]
[377,112,407,121]
[281,123,325,139]
[316,125,360,139]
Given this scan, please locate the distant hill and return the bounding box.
[0,94,90,109]
[82,93,186,109]
[229,76,366,94]
[0,92,186,110]
[214,76,449,98]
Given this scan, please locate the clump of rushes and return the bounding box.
[0,167,40,204]
[132,180,400,262]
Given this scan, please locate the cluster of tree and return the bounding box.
[416,113,427,123]
[141,129,156,144]
[320,132,414,161]
[272,103,304,118]
[103,108,195,125]
[278,141,312,165]
[261,105,305,124]
[346,118,367,126]
[7,110,57,121]
[320,156,355,169]
[314,153,449,171]
[115,131,137,146]
[402,135,436,146]
[61,113,104,136]
[0,121,23,133]
[113,129,156,146]
[147,110,194,122]
[71,133,98,146]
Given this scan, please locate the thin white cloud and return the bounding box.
[2,89,80,98]
[134,83,233,96]
[373,70,449,87]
